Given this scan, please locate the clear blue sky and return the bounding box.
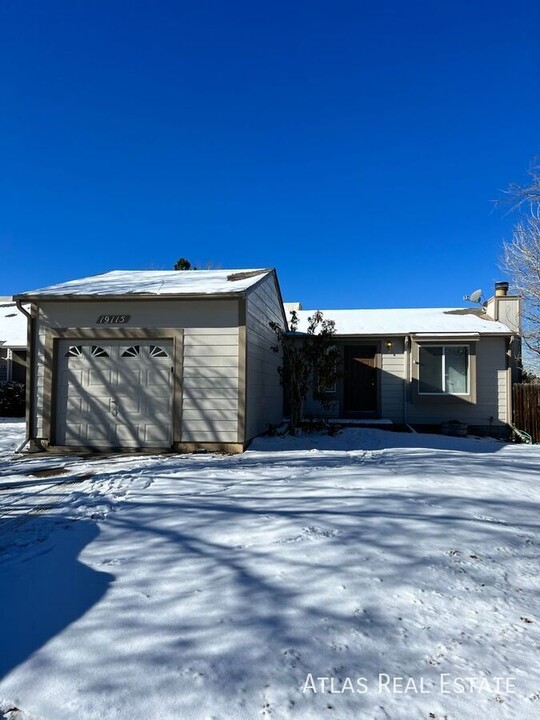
[1,0,539,308]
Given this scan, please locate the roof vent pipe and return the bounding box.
[495,281,509,297]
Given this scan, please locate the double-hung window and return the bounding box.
[418,345,469,395]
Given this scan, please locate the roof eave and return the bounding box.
[287,330,513,338]
[12,291,249,303]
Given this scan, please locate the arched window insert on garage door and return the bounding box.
[149,345,169,358]
[120,345,170,358]
[91,346,109,357]
[65,346,82,357]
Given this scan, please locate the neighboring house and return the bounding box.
[14,269,286,452]
[295,282,521,437]
[0,297,28,385]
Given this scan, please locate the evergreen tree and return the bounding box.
[174,258,193,270]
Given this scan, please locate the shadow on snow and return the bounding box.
[0,515,113,679]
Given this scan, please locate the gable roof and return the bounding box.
[14,269,272,300]
[292,308,513,336]
[0,301,27,348]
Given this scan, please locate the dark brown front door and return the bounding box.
[344,345,378,414]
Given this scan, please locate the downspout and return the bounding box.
[507,335,514,428]
[15,300,34,453]
[403,335,410,426]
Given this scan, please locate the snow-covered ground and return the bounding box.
[0,421,539,720]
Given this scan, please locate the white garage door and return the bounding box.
[56,340,173,448]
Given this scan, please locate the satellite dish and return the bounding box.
[463,288,483,304]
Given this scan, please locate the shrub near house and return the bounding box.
[0,382,25,417]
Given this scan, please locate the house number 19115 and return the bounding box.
[96,315,131,324]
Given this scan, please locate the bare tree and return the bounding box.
[501,164,540,357]
[270,310,341,431]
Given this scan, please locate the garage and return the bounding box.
[14,268,286,453]
[56,340,173,448]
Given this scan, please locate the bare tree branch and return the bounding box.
[501,164,540,357]
[270,311,341,431]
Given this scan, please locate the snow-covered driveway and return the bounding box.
[1,421,539,720]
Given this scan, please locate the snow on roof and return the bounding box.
[0,302,27,348]
[292,308,513,335]
[16,269,272,299]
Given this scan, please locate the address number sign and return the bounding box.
[96,315,131,325]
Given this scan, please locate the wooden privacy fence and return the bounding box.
[513,383,540,443]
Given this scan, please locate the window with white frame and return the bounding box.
[418,345,469,395]
[0,348,11,383]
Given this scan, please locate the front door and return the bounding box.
[344,345,378,415]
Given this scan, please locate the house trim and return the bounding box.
[237,297,247,443]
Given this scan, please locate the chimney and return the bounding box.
[495,281,509,297]
[283,302,303,313]
[485,280,520,334]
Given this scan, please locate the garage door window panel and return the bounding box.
[149,345,169,358]
[65,346,83,357]
[121,346,140,357]
[91,345,110,357]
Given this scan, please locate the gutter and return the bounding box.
[12,291,248,303]
[15,300,33,453]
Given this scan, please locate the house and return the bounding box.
[14,270,522,452]
[0,297,28,385]
[294,282,521,437]
[13,269,286,452]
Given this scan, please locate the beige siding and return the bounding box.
[245,274,285,439]
[380,339,405,422]
[303,340,407,421]
[38,299,238,330]
[407,336,509,427]
[299,335,510,429]
[181,327,239,443]
[34,324,47,437]
[33,300,240,444]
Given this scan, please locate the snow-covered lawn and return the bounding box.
[1,422,539,720]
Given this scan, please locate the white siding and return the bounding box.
[245,274,285,439]
[33,299,240,444]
